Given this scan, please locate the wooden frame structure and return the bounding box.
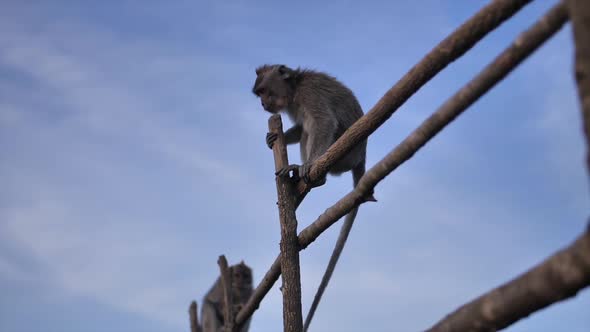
[192,1,590,331]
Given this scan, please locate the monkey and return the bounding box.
[201,261,254,332]
[252,64,376,330]
[253,64,376,189]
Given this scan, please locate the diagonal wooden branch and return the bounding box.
[269,115,304,332]
[235,258,281,329]
[567,0,590,173]
[426,223,590,332]
[295,0,533,196]
[218,255,234,332]
[234,3,567,327]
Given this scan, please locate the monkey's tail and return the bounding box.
[303,205,359,332]
[303,163,375,332]
[354,161,377,203]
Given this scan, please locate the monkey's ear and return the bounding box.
[255,65,270,76]
[277,65,293,79]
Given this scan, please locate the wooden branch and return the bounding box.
[218,255,234,332]
[189,301,201,332]
[426,223,590,332]
[296,0,533,195]
[234,4,567,326]
[269,114,303,332]
[301,0,568,246]
[235,258,281,327]
[567,0,590,172]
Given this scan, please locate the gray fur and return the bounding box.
[201,262,253,332]
[252,64,369,180]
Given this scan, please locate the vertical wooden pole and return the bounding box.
[189,301,201,332]
[567,0,590,174]
[218,255,234,332]
[268,114,303,332]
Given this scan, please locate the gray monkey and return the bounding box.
[201,262,253,332]
[253,64,375,190]
[252,64,376,329]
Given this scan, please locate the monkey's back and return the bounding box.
[294,70,363,132]
[294,69,367,172]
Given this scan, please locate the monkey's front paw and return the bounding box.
[266,132,278,149]
[300,163,313,184]
[275,164,301,181]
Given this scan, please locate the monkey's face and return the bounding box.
[256,88,290,113]
[253,65,294,113]
[231,264,253,291]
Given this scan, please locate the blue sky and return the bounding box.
[1,1,589,331]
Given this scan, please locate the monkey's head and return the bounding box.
[252,64,296,113]
[230,261,253,292]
